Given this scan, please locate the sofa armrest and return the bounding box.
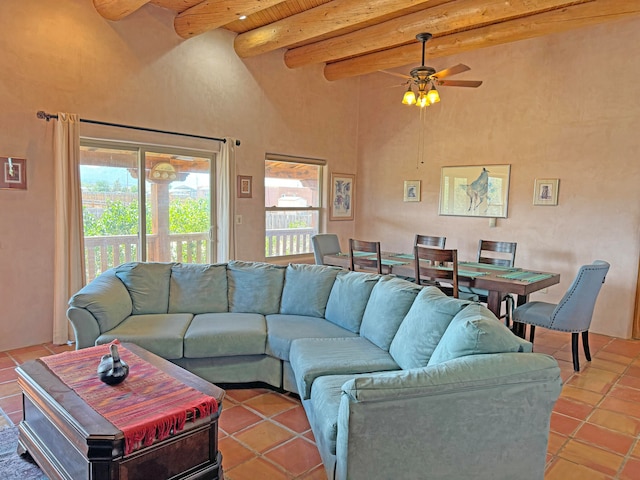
[67,269,133,348]
[335,353,561,480]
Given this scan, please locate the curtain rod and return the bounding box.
[36,111,241,146]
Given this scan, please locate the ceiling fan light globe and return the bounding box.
[417,93,430,108]
[402,88,416,105]
[427,86,440,104]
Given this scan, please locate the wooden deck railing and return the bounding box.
[84,233,209,282]
[84,228,315,281]
[265,227,315,257]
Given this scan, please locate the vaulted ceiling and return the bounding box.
[94,0,639,81]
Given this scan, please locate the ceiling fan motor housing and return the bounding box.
[410,66,436,81]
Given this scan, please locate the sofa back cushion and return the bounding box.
[427,303,533,366]
[115,262,173,314]
[359,277,421,350]
[169,263,228,314]
[389,287,471,369]
[324,271,380,333]
[227,261,286,314]
[280,264,341,317]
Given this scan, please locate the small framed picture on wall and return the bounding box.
[533,178,559,206]
[0,157,27,190]
[237,175,252,198]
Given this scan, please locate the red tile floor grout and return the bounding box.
[1,330,640,479]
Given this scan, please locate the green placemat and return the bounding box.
[459,261,520,272]
[420,266,489,279]
[497,271,554,282]
[391,253,415,260]
[352,251,375,257]
[381,259,409,266]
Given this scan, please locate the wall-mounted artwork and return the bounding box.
[0,157,27,190]
[439,165,510,218]
[330,173,355,221]
[533,178,559,206]
[237,175,252,198]
[403,180,421,202]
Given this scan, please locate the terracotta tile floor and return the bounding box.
[1,330,640,479]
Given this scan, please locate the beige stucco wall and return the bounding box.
[0,0,358,350]
[356,17,640,339]
[0,0,637,350]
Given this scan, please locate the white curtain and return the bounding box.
[52,113,85,344]
[216,138,237,262]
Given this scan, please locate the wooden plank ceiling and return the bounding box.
[94,0,640,81]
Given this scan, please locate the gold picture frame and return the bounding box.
[533,178,559,206]
[330,173,355,221]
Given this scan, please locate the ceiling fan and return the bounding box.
[384,33,483,108]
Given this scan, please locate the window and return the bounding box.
[265,154,324,258]
[80,140,214,282]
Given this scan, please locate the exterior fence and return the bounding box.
[84,228,315,282]
[84,233,209,282]
[265,227,315,257]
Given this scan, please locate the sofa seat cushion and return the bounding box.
[359,277,421,351]
[306,374,356,456]
[290,337,399,399]
[324,271,380,333]
[427,304,533,366]
[280,264,341,317]
[389,287,472,370]
[227,261,286,314]
[265,315,357,361]
[96,313,193,360]
[115,262,173,314]
[169,263,228,314]
[184,313,266,358]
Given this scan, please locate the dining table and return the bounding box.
[323,251,560,337]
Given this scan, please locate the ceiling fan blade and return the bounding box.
[378,70,411,80]
[437,79,483,88]
[432,64,470,80]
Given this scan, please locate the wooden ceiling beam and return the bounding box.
[234,0,440,58]
[174,0,285,38]
[324,0,640,81]
[93,0,151,21]
[285,0,588,69]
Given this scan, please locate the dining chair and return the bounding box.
[461,239,517,327]
[415,234,446,249]
[512,260,610,371]
[349,238,382,274]
[311,234,342,265]
[414,246,463,298]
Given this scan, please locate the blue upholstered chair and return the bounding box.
[512,260,610,371]
[311,234,342,265]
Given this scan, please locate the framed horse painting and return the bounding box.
[438,165,510,218]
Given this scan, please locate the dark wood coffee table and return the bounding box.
[16,343,225,480]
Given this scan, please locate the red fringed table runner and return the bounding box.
[40,343,218,455]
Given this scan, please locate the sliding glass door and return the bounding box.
[79,141,214,282]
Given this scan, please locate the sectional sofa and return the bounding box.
[67,261,562,480]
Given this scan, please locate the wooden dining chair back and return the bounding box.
[311,234,341,265]
[477,240,517,267]
[415,234,446,249]
[414,246,459,298]
[349,239,382,274]
[475,240,517,326]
